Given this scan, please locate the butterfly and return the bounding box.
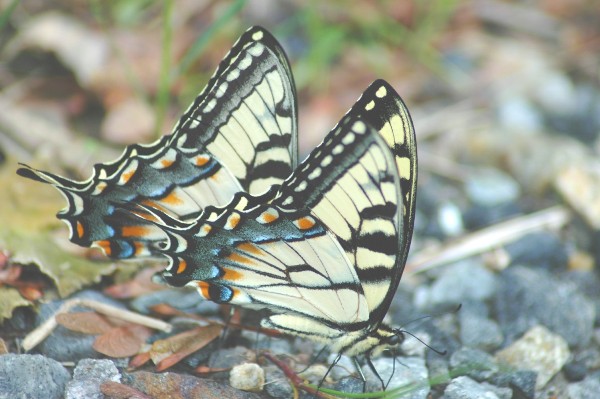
[18,26,418,382]
[17,26,298,260]
[137,78,417,362]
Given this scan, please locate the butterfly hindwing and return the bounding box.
[17,26,298,259]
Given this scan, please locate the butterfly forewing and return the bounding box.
[17,26,298,259]
[172,26,298,194]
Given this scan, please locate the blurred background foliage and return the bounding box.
[0,0,599,186]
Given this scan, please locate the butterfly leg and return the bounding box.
[365,354,386,391]
[317,352,342,391]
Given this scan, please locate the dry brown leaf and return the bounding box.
[129,351,152,369]
[0,338,8,354]
[104,266,165,299]
[56,311,114,335]
[93,325,152,358]
[149,324,223,371]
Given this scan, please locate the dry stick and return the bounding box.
[22,298,172,352]
[407,205,571,274]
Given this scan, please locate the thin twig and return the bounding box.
[407,205,571,274]
[21,298,172,351]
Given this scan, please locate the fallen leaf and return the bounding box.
[104,266,165,299]
[0,286,33,322]
[149,324,223,371]
[129,351,152,369]
[56,312,114,335]
[0,160,117,300]
[93,325,152,358]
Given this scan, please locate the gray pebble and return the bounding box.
[65,358,120,399]
[0,354,70,399]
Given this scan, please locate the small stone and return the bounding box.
[563,361,588,382]
[465,167,521,207]
[444,376,501,399]
[437,201,464,237]
[494,266,595,347]
[566,374,600,399]
[333,376,364,394]
[65,358,121,399]
[229,363,264,392]
[504,232,568,271]
[208,347,255,380]
[297,364,329,385]
[263,365,293,399]
[459,301,503,351]
[415,260,497,310]
[362,357,429,399]
[495,325,570,389]
[490,370,537,399]
[0,354,70,399]
[497,96,542,133]
[450,347,499,381]
[554,163,600,229]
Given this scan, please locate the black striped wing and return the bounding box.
[153,80,417,353]
[17,26,297,259]
[344,79,417,326]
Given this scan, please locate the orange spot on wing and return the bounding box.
[176,259,187,274]
[237,242,261,255]
[222,268,242,281]
[195,155,210,166]
[141,200,166,212]
[228,252,253,265]
[297,217,315,230]
[227,213,241,229]
[133,241,145,256]
[76,221,84,238]
[197,281,210,299]
[97,240,112,256]
[261,211,278,223]
[161,191,183,205]
[121,226,149,237]
[160,159,174,168]
[121,169,136,184]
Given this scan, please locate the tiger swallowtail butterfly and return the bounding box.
[18,26,417,368]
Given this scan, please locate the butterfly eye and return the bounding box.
[385,333,403,347]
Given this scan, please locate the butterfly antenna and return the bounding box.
[397,329,447,356]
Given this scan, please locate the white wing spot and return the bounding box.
[238,54,253,70]
[376,85,387,98]
[307,167,321,180]
[294,180,308,192]
[365,100,375,111]
[227,68,240,82]
[252,30,264,41]
[342,132,355,144]
[204,98,217,113]
[332,144,344,155]
[321,155,333,167]
[353,121,366,134]
[282,196,293,206]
